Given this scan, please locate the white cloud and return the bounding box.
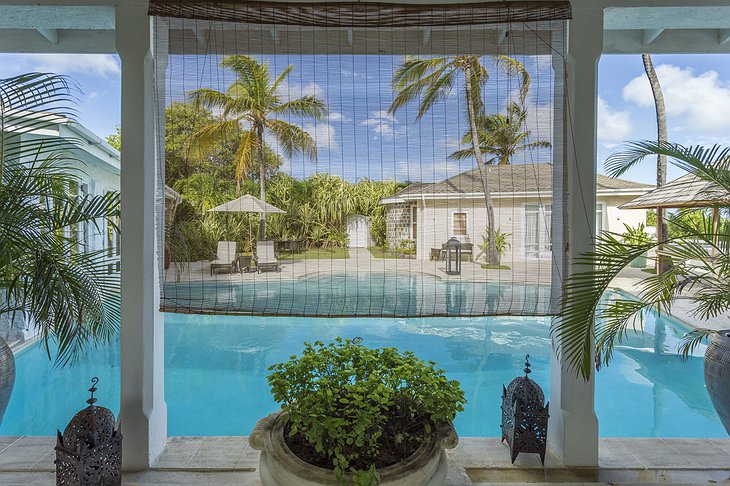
[360,110,397,139]
[598,97,633,144]
[327,112,343,122]
[303,122,337,150]
[277,81,323,100]
[622,64,730,134]
[22,54,120,77]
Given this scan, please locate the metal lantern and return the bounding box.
[445,237,461,275]
[500,355,549,464]
[56,377,122,486]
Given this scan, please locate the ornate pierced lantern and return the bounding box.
[501,355,549,464]
[56,377,122,486]
[445,237,461,275]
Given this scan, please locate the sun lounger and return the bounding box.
[210,241,237,275]
[255,240,280,273]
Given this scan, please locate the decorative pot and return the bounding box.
[0,336,15,429]
[630,252,648,268]
[705,330,730,436]
[249,411,458,486]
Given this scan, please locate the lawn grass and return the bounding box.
[280,247,350,260]
[641,267,657,274]
[367,246,416,259]
[481,264,511,270]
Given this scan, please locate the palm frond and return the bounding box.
[273,96,328,120]
[266,118,317,159]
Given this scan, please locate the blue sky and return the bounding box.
[0,52,728,186]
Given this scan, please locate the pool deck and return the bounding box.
[0,436,728,485]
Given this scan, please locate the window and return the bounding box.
[596,203,605,235]
[411,206,418,242]
[525,204,552,257]
[453,212,467,236]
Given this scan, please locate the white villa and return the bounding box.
[381,163,652,261]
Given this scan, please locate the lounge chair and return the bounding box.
[210,241,238,275]
[255,240,280,273]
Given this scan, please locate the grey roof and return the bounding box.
[620,173,730,209]
[392,163,652,198]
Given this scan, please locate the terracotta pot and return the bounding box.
[249,411,458,486]
[0,336,15,429]
[705,330,730,436]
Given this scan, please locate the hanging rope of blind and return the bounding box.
[152,0,568,317]
[149,1,571,26]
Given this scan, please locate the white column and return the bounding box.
[116,3,167,470]
[548,6,603,467]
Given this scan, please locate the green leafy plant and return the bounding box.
[0,73,121,365]
[555,141,730,379]
[267,338,465,486]
[620,222,652,245]
[480,227,511,262]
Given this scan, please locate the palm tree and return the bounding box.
[0,73,121,425]
[642,53,669,273]
[449,101,551,165]
[554,140,730,380]
[188,55,327,238]
[389,56,529,265]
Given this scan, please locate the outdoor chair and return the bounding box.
[210,241,238,275]
[461,243,473,262]
[255,240,280,273]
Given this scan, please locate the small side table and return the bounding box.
[237,254,253,273]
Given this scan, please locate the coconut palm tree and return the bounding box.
[187,55,327,239]
[0,73,121,424]
[642,53,670,273]
[554,140,730,380]
[388,55,529,265]
[449,101,551,165]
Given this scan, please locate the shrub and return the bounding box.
[267,338,465,486]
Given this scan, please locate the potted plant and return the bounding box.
[620,222,652,268]
[554,140,730,435]
[0,73,121,426]
[250,338,465,486]
[480,227,511,267]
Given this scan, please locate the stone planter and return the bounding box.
[705,330,730,436]
[0,336,15,429]
[630,252,648,268]
[249,411,458,486]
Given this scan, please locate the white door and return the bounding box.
[347,216,368,248]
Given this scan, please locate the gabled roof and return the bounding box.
[620,173,730,209]
[385,163,652,202]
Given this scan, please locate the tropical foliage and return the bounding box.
[480,227,512,260]
[169,168,404,261]
[0,73,121,365]
[187,55,327,237]
[449,102,551,165]
[389,55,530,265]
[554,141,730,379]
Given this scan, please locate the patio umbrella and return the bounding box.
[208,194,285,244]
[208,194,286,215]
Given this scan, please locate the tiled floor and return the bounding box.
[0,436,728,485]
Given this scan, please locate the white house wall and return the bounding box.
[405,194,647,262]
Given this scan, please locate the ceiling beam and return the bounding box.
[0,29,115,54]
[642,28,664,45]
[37,28,59,45]
[719,29,730,45]
[0,6,113,30]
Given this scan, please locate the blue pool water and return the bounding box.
[1,294,722,438]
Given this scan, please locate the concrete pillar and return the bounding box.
[548,6,603,467]
[116,3,167,470]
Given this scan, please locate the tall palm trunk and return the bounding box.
[256,123,267,240]
[642,54,668,273]
[464,66,498,265]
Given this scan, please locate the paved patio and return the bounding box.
[0,435,728,485]
[164,248,557,286]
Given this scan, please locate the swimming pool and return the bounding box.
[1,294,721,438]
